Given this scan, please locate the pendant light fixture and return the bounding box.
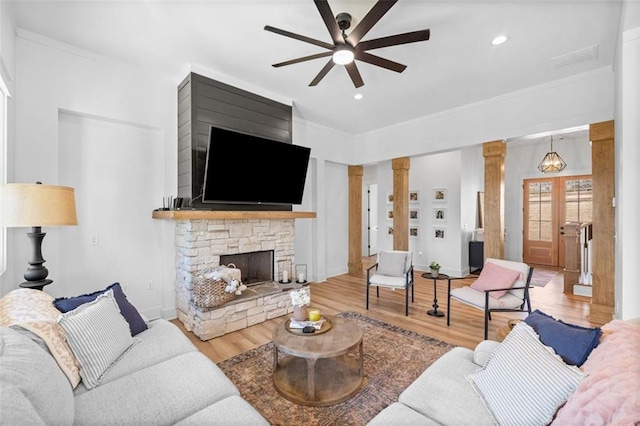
[538,135,567,173]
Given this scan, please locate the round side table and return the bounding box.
[421,272,448,317]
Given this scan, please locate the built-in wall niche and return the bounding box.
[177,72,293,211]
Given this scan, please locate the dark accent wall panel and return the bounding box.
[177,75,193,200]
[177,72,293,211]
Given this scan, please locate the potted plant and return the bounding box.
[290,287,311,321]
[429,261,441,278]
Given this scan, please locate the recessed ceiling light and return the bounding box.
[354,93,364,100]
[491,35,508,46]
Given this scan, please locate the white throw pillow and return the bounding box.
[467,322,584,426]
[58,289,135,389]
[473,340,501,367]
[376,251,408,276]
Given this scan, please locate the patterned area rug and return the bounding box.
[530,268,561,287]
[217,311,455,425]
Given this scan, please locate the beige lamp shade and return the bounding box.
[0,183,78,227]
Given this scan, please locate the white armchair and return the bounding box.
[447,258,534,339]
[366,250,414,316]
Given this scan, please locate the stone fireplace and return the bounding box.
[174,217,304,340]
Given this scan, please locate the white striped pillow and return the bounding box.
[467,322,584,426]
[58,289,135,389]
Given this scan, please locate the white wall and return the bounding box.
[616,6,640,319]
[0,1,15,94]
[408,151,463,276]
[0,1,15,294]
[323,160,349,278]
[5,32,177,318]
[350,68,614,166]
[57,111,165,318]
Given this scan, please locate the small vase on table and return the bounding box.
[293,305,308,321]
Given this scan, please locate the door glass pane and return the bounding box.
[529,201,540,220]
[540,221,553,241]
[528,221,539,240]
[528,181,553,242]
[565,178,593,223]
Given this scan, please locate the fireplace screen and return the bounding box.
[220,250,274,286]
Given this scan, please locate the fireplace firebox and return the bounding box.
[220,250,274,286]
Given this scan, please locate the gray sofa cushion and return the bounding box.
[367,402,441,425]
[73,351,240,425]
[0,382,47,425]
[73,318,197,396]
[174,395,269,426]
[0,327,75,425]
[398,347,494,426]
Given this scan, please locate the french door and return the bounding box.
[523,175,592,267]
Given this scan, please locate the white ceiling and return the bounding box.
[8,0,622,137]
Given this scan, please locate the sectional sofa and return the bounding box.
[0,287,268,425]
[368,313,640,425]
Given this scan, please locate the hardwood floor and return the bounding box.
[172,258,595,364]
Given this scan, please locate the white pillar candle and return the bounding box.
[282,270,288,282]
[298,273,305,282]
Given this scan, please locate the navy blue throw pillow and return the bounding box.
[524,309,601,367]
[53,282,148,336]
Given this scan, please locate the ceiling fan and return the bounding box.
[264,0,430,88]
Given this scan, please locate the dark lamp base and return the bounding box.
[20,279,53,291]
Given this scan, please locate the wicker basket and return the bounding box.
[191,269,236,308]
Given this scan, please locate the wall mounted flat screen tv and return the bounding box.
[202,126,311,205]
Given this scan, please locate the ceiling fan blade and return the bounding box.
[355,51,406,73]
[346,0,398,46]
[314,0,343,45]
[345,62,364,88]
[357,29,431,51]
[264,25,334,50]
[272,51,333,68]
[309,59,336,86]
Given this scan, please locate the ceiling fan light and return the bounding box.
[491,35,508,45]
[333,48,354,65]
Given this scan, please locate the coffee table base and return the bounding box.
[273,354,363,406]
[427,309,445,317]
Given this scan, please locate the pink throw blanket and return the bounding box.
[552,319,640,425]
[0,288,81,388]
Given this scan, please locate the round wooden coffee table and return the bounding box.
[272,315,364,406]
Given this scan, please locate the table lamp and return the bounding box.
[0,182,78,290]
